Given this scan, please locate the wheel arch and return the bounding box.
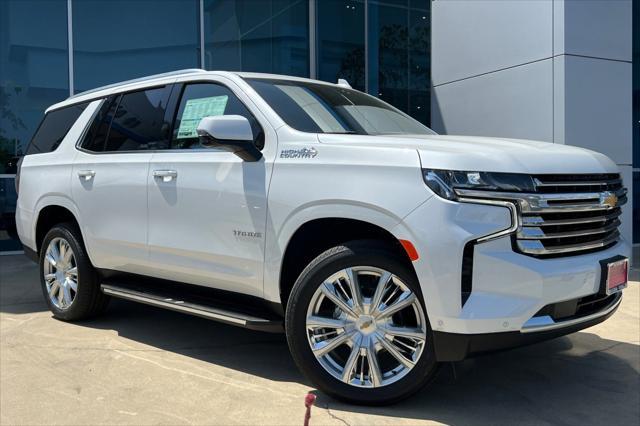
[276,215,417,310]
[34,201,82,255]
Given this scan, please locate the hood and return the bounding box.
[317,134,618,174]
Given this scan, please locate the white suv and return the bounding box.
[16,69,630,404]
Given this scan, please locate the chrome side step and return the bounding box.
[101,284,283,333]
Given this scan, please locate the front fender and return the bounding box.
[262,201,421,304]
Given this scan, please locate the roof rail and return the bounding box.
[69,69,207,99]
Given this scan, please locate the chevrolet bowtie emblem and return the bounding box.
[600,192,618,209]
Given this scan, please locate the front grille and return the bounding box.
[516,174,626,257]
[532,173,623,194]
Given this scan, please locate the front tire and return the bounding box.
[39,223,109,321]
[285,240,438,405]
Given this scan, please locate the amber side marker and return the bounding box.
[399,239,420,261]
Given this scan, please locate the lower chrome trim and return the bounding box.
[100,284,285,333]
[102,285,247,325]
[521,292,622,333]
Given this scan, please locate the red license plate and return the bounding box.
[605,259,628,295]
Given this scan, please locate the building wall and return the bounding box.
[431,0,636,250]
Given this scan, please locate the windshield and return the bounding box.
[246,78,436,136]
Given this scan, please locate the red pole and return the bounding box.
[303,393,316,426]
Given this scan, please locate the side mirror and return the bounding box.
[196,115,262,162]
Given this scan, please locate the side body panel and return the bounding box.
[145,75,278,297]
[261,126,431,304]
[16,101,102,252]
[71,151,152,273]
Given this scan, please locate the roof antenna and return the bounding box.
[337,78,352,89]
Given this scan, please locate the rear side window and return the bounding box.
[105,87,171,151]
[26,102,90,154]
[81,95,119,152]
[80,87,171,153]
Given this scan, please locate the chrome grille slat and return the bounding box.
[520,174,624,256]
[533,179,622,187]
[521,209,621,226]
[518,220,620,240]
[457,173,625,257]
[516,231,620,256]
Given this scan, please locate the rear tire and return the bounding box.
[39,222,110,321]
[285,240,438,405]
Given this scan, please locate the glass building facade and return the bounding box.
[0,0,637,252]
[0,0,430,251]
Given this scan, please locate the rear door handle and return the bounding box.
[77,170,96,180]
[153,169,178,182]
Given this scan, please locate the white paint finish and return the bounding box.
[146,151,268,297]
[15,100,101,251]
[197,115,254,142]
[450,236,631,334]
[71,152,152,273]
[261,127,431,302]
[554,0,632,62]
[431,0,552,86]
[416,135,618,174]
[15,70,632,339]
[557,55,632,164]
[396,197,512,327]
[431,59,554,142]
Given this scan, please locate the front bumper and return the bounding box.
[433,292,621,361]
[393,195,630,350]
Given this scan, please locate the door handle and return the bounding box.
[77,170,96,180]
[153,169,178,182]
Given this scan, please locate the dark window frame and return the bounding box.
[76,84,173,154]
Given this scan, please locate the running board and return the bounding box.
[101,284,283,333]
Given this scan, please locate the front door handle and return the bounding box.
[153,169,178,182]
[77,170,96,180]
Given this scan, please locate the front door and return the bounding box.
[146,81,272,297]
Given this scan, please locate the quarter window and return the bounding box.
[27,102,90,155]
[171,83,263,149]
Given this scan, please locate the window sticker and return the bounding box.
[176,95,229,139]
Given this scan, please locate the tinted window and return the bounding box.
[26,102,90,155]
[81,95,119,152]
[172,83,263,149]
[104,87,171,152]
[247,78,434,136]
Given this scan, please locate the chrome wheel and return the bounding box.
[43,237,78,310]
[306,267,427,388]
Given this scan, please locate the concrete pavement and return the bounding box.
[1,254,639,425]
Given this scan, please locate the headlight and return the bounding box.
[422,169,535,200]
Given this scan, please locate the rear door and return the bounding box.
[72,86,172,274]
[146,78,275,297]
